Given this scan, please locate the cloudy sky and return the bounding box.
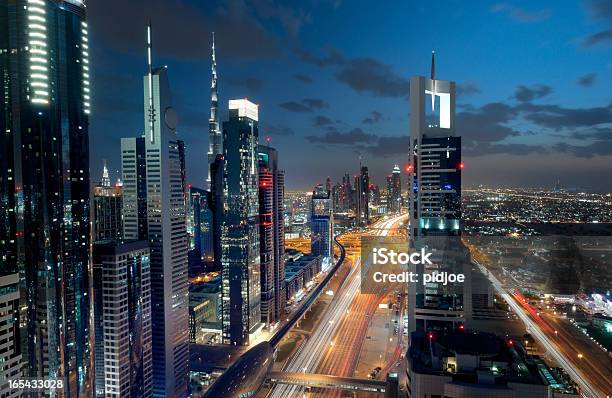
[88,0,612,191]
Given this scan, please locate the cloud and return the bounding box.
[585,0,612,21]
[262,124,295,136]
[362,111,384,124]
[228,77,264,92]
[457,82,481,96]
[280,101,311,112]
[313,115,334,127]
[514,84,552,102]
[466,142,547,157]
[280,98,328,112]
[336,57,409,97]
[456,102,521,147]
[88,0,282,60]
[577,73,597,87]
[297,48,345,67]
[306,127,377,145]
[582,28,612,46]
[553,141,612,157]
[491,3,551,23]
[302,98,328,110]
[518,102,612,130]
[293,74,313,83]
[359,136,410,157]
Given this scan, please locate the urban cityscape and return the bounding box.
[0,1,611,398]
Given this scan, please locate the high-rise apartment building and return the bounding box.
[407,53,471,335]
[311,184,333,260]
[1,1,92,395]
[221,99,262,345]
[93,163,123,242]
[93,240,152,398]
[258,145,286,324]
[142,25,189,396]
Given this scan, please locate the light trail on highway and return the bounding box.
[268,214,408,398]
[475,260,606,398]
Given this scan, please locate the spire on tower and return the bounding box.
[101,160,110,187]
[146,22,155,143]
[430,50,435,81]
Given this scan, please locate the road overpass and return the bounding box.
[267,371,395,397]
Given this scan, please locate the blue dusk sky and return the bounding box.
[88,0,612,191]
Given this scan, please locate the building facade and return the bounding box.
[388,164,402,213]
[407,55,471,335]
[93,164,123,242]
[121,136,149,241]
[93,240,152,398]
[311,184,334,260]
[221,99,262,345]
[142,25,189,397]
[189,186,214,262]
[1,1,92,395]
[258,145,286,324]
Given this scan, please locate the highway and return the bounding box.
[268,214,408,398]
[475,260,609,398]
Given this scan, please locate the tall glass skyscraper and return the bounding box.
[221,99,262,346]
[258,145,286,324]
[1,0,92,395]
[407,54,471,335]
[311,184,333,260]
[127,25,189,397]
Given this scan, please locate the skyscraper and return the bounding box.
[1,1,92,395]
[121,136,148,241]
[206,33,222,191]
[356,165,370,225]
[189,186,214,261]
[93,163,123,242]
[221,99,262,345]
[311,184,333,260]
[407,52,470,335]
[93,240,152,398]
[142,25,189,397]
[388,164,402,213]
[258,145,286,324]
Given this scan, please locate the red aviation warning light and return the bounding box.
[404,164,413,173]
[427,332,434,340]
[458,323,465,330]
[458,162,465,170]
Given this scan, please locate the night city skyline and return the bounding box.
[88,0,612,191]
[2,1,612,398]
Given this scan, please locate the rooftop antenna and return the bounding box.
[147,22,155,143]
[430,50,436,111]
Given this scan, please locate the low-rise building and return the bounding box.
[189,278,222,344]
[407,330,551,398]
[284,252,322,304]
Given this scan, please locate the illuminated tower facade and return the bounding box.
[1,1,92,395]
[407,52,470,335]
[388,164,402,213]
[221,99,262,345]
[206,33,221,191]
[311,184,333,260]
[258,145,286,324]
